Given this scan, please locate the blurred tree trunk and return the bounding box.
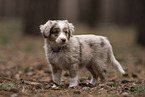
[59,0,79,22]
[100,0,135,25]
[79,0,100,27]
[24,0,59,36]
[118,0,134,25]
[135,0,145,46]
[88,0,100,27]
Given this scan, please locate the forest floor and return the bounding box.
[0,19,145,97]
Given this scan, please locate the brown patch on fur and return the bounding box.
[48,27,60,42]
[63,28,70,39]
[48,34,58,42]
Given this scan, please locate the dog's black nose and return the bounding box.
[61,38,66,42]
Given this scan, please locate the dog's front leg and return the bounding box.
[69,64,79,87]
[51,65,62,87]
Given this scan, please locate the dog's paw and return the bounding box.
[86,83,96,87]
[51,84,61,90]
[51,84,57,88]
[69,83,78,88]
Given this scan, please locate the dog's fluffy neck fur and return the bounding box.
[46,38,68,53]
[51,47,63,53]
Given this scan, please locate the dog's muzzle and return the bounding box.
[56,33,68,45]
[61,38,66,43]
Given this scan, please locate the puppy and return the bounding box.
[40,20,125,87]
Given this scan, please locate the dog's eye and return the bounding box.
[51,30,58,34]
[50,30,59,36]
[54,31,59,36]
[54,31,58,34]
[65,31,68,34]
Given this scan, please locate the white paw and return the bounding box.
[90,78,97,86]
[69,76,78,87]
[51,84,57,88]
[69,83,78,88]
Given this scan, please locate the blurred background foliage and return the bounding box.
[0,1,145,96]
[0,0,145,46]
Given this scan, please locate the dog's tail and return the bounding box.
[107,44,125,74]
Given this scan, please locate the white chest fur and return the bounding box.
[49,51,70,70]
[44,37,81,70]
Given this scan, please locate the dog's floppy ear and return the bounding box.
[40,20,57,38]
[64,20,75,37]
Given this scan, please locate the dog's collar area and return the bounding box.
[51,47,63,53]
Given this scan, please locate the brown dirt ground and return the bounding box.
[0,20,145,97]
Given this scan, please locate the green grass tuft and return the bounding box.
[0,83,16,89]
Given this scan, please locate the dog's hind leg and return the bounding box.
[92,60,108,84]
[86,64,99,86]
[99,68,107,84]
